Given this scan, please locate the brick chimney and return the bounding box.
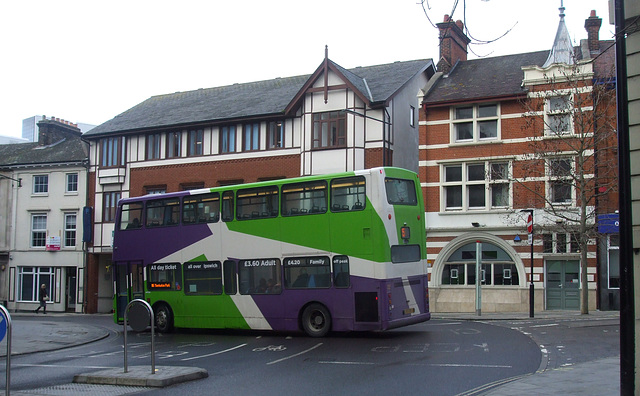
[36,116,82,146]
[584,10,602,55]
[436,15,470,73]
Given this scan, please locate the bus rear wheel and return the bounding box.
[154,304,174,333]
[301,303,331,337]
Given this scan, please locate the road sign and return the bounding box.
[528,233,533,245]
[0,315,5,342]
[527,214,533,234]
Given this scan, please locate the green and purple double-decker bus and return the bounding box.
[112,167,430,337]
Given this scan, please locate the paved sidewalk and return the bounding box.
[481,356,619,395]
[0,313,111,356]
[0,311,208,394]
[434,310,621,395]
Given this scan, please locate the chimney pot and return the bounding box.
[590,10,596,17]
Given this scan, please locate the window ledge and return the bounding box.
[450,139,502,147]
[439,208,513,215]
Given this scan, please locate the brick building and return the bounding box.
[82,49,436,313]
[420,9,617,313]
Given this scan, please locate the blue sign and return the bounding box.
[0,314,6,343]
[597,213,619,234]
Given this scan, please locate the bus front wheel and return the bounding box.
[154,304,174,333]
[301,303,331,337]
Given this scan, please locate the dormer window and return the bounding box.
[452,104,498,143]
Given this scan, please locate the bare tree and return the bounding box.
[514,59,617,314]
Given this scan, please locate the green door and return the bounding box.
[546,260,580,310]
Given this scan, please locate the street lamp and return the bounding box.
[0,174,22,188]
[520,209,534,318]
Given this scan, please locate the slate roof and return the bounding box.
[85,58,433,137]
[423,50,549,106]
[0,138,88,168]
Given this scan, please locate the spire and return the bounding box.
[542,1,574,68]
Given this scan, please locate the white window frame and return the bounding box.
[64,213,77,248]
[31,213,47,248]
[545,94,573,136]
[547,157,574,205]
[410,105,416,128]
[451,103,500,143]
[17,266,55,302]
[33,174,49,195]
[66,173,78,193]
[441,161,511,212]
[608,234,620,289]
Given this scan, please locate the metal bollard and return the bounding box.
[123,299,155,374]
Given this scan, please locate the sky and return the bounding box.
[0,0,613,138]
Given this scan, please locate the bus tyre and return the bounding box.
[155,304,174,333]
[301,303,331,337]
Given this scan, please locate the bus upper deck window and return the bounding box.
[330,176,366,212]
[120,202,143,230]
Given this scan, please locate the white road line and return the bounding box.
[317,362,512,368]
[318,361,375,365]
[10,363,114,369]
[424,363,512,368]
[530,323,560,328]
[181,343,247,361]
[266,343,323,365]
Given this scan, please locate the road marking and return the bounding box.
[530,323,559,328]
[319,361,375,365]
[317,362,511,368]
[422,363,512,368]
[12,363,114,369]
[266,343,323,365]
[181,343,247,361]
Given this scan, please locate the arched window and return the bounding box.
[441,242,519,286]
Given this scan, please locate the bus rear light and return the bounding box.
[388,214,392,220]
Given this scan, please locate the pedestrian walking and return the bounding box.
[34,284,48,314]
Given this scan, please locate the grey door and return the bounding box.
[546,260,580,310]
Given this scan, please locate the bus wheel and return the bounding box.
[301,303,331,337]
[155,304,174,333]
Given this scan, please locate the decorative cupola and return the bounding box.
[542,1,574,67]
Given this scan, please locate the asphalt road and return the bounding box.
[3,316,544,396]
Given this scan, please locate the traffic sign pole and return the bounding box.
[0,304,12,396]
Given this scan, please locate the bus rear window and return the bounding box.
[183,193,220,224]
[385,178,417,205]
[119,202,143,230]
[184,261,222,295]
[391,245,421,263]
[148,263,182,291]
[237,186,279,220]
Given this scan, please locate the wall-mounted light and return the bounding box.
[0,174,22,187]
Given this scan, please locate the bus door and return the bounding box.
[114,260,144,322]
